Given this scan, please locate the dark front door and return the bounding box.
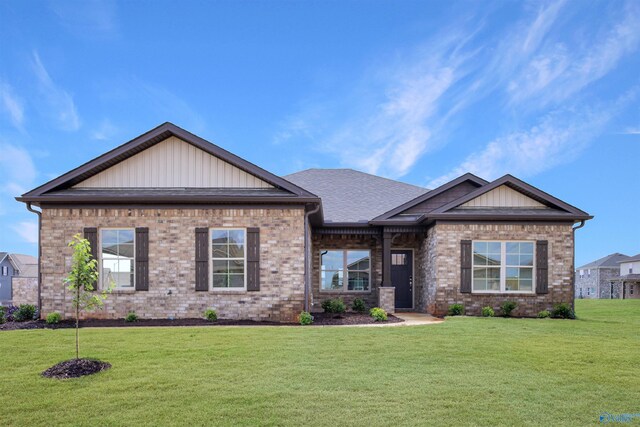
[391,250,413,309]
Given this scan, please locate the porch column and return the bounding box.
[382,232,392,287]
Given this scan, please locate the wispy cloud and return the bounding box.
[429,89,638,187]
[48,0,119,39]
[11,221,38,244]
[507,3,640,108]
[91,118,118,141]
[0,82,25,129]
[620,127,640,135]
[31,51,81,131]
[0,141,37,216]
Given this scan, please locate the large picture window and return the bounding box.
[472,241,534,293]
[320,250,370,292]
[101,229,135,289]
[211,229,246,289]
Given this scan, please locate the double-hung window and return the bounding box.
[320,250,371,292]
[211,229,246,289]
[101,229,135,289]
[472,241,534,293]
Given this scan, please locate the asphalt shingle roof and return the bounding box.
[577,253,630,270]
[284,169,429,223]
[621,253,640,263]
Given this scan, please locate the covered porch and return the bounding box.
[609,275,640,299]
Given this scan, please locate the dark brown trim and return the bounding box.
[371,173,488,221]
[21,122,318,198]
[432,219,577,226]
[314,227,381,235]
[36,203,311,210]
[18,195,320,204]
[430,174,592,218]
[426,213,592,221]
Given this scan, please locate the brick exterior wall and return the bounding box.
[426,223,575,317]
[40,207,305,322]
[11,276,38,306]
[378,287,395,314]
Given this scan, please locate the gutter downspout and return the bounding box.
[26,203,42,316]
[304,204,321,312]
[571,220,586,311]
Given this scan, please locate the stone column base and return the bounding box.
[379,287,395,314]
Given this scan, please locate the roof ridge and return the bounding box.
[285,168,429,192]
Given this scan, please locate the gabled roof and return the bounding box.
[428,174,592,220]
[620,253,640,263]
[0,252,7,264]
[577,253,630,270]
[18,122,318,204]
[284,169,428,224]
[0,253,37,275]
[371,173,488,223]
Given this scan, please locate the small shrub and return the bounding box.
[321,298,346,315]
[481,306,495,317]
[448,303,464,316]
[369,307,388,322]
[551,303,575,319]
[46,312,62,324]
[125,312,138,323]
[204,308,218,322]
[4,305,18,322]
[13,304,37,322]
[537,310,550,319]
[0,306,5,324]
[298,311,313,325]
[501,301,518,317]
[352,298,367,313]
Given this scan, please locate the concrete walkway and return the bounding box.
[327,312,444,328]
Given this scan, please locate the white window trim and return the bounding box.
[319,249,372,293]
[99,228,136,290]
[210,228,247,291]
[471,240,536,294]
[1,266,7,276]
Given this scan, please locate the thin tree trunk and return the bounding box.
[76,286,79,360]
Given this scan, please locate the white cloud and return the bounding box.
[621,127,640,135]
[0,142,37,196]
[11,221,38,244]
[0,82,25,129]
[31,51,81,131]
[91,118,117,141]
[49,0,118,39]
[429,90,637,187]
[507,3,640,107]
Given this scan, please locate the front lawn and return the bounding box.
[2,300,639,426]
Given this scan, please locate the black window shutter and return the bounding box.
[460,240,472,293]
[195,228,209,291]
[536,240,549,294]
[246,228,260,292]
[83,227,98,291]
[135,227,149,291]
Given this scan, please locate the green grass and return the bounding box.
[2,300,639,426]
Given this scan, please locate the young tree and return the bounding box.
[64,234,113,359]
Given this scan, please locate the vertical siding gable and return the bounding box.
[460,185,546,208]
[73,136,274,189]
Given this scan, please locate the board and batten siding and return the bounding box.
[461,185,545,208]
[73,136,274,189]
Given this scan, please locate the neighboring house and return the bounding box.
[0,253,38,305]
[610,254,640,299]
[16,123,592,321]
[575,253,630,299]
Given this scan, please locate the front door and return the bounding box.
[391,250,413,309]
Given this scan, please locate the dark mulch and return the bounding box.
[42,358,111,379]
[1,312,403,330]
[311,312,404,325]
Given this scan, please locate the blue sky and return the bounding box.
[0,0,638,266]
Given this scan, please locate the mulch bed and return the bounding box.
[42,359,111,379]
[311,312,404,325]
[1,313,403,330]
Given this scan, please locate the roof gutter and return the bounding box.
[304,203,321,312]
[25,203,42,316]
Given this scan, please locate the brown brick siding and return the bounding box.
[427,223,575,317]
[40,207,305,322]
[11,276,38,306]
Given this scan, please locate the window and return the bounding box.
[579,269,584,278]
[587,269,591,277]
[1,266,7,276]
[631,286,634,295]
[587,287,591,296]
[320,250,370,292]
[211,229,246,289]
[101,229,135,289]
[629,267,633,274]
[392,253,407,265]
[472,241,534,293]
